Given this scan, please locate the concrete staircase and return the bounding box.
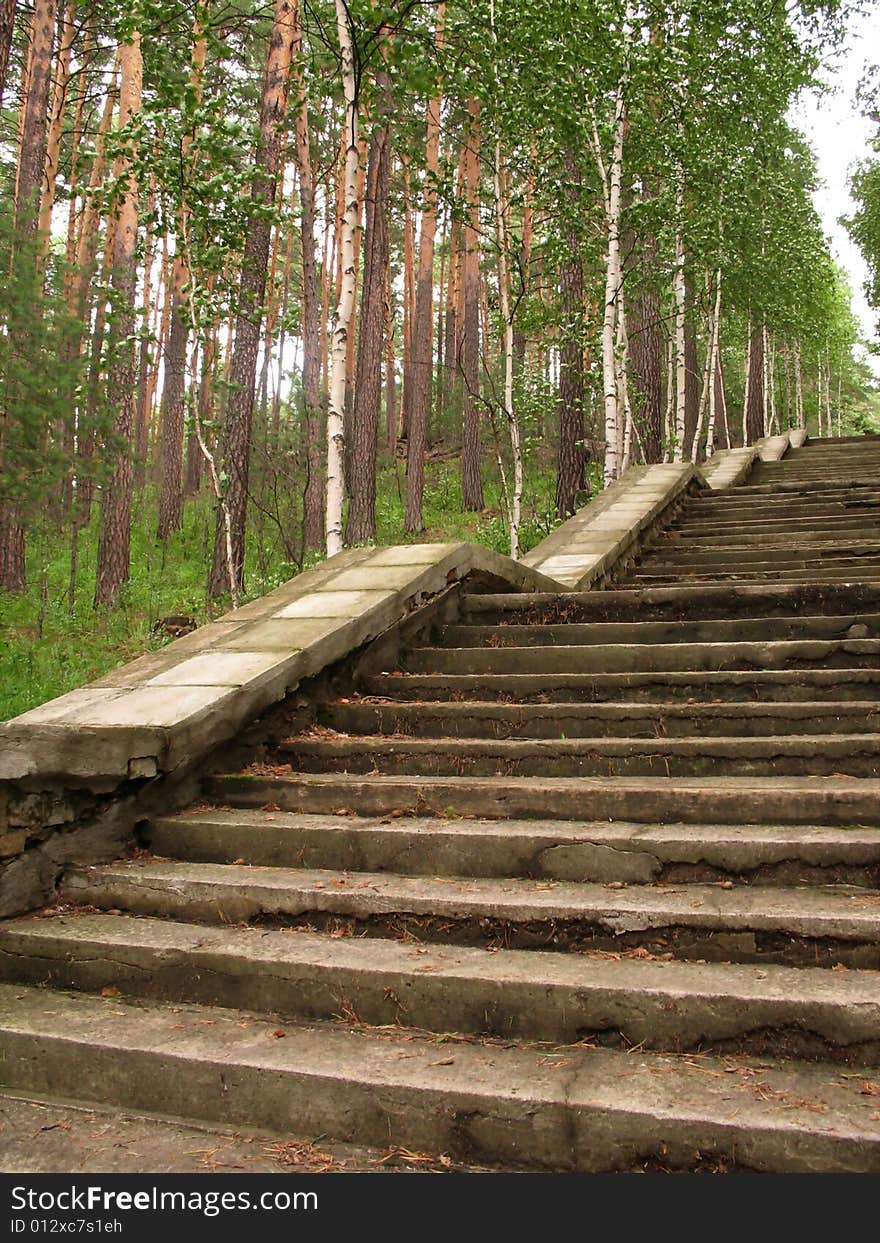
[3,436,880,1171]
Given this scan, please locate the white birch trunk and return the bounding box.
[326,0,359,556]
[664,327,674,463]
[741,313,752,446]
[490,0,521,558]
[599,1,632,486]
[672,175,686,462]
[692,267,721,462]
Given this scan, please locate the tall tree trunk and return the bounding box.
[460,97,484,511]
[325,0,359,556]
[158,15,207,540]
[348,34,395,545]
[94,31,142,609]
[555,155,587,519]
[37,1,75,251]
[209,0,295,595]
[744,318,764,445]
[671,184,686,462]
[0,0,57,592]
[291,0,323,551]
[404,4,444,534]
[0,0,16,106]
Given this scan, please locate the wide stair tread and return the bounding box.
[3,983,879,1172]
[3,912,879,1057]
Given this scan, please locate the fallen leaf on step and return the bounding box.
[270,1030,286,1039]
[429,1057,454,1066]
[860,1081,880,1096]
[100,986,121,998]
[260,803,281,812]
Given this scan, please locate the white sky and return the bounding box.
[793,1,880,367]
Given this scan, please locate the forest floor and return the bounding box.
[0,450,575,721]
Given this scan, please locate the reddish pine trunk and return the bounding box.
[157,261,189,539]
[555,153,588,518]
[0,0,16,106]
[94,33,142,609]
[627,288,663,464]
[209,0,295,596]
[291,2,323,551]
[405,7,444,533]
[0,0,56,592]
[347,66,392,545]
[745,320,764,445]
[460,99,483,512]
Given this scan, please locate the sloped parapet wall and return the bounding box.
[0,544,558,915]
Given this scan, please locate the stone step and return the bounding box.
[685,493,880,515]
[672,514,880,537]
[279,733,880,779]
[319,699,880,740]
[460,583,880,623]
[640,542,880,568]
[61,860,880,968]
[359,669,880,704]
[625,572,880,588]
[637,550,880,571]
[666,524,880,546]
[402,639,880,676]
[719,482,880,498]
[147,808,880,887]
[203,771,880,827]
[3,913,880,1059]
[4,984,880,1172]
[436,615,880,648]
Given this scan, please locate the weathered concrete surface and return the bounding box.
[61,859,880,949]
[522,463,698,587]
[205,770,880,827]
[0,1092,436,1174]
[146,808,880,883]
[3,913,880,1055]
[0,545,558,785]
[3,984,880,1172]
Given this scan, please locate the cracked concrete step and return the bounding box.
[460,584,880,623]
[279,733,880,779]
[3,984,880,1172]
[60,860,880,967]
[402,639,880,676]
[203,771,880,827]
[147,808,880,887]
[359,669,880,704]
[436,615,880,647]
[319,699,880,740]
[3,913,880,1059]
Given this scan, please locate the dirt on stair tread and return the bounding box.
[60,858,880,943]
[2,984,880,1173]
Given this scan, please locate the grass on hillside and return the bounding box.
[0,452,570,721]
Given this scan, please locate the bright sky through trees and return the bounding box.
[797,1,880,367]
